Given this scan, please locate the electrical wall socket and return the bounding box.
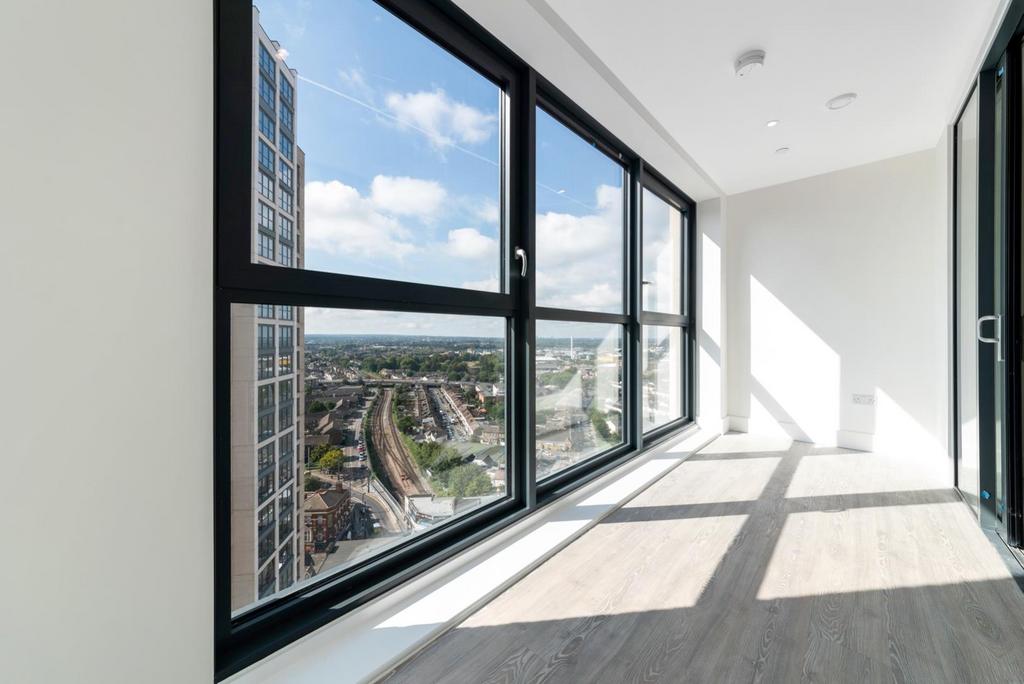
[852,393,875,406]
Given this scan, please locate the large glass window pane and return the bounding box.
[230,304,506,615]
[642,326,683,432]
[251,2,503,292]
[535,108,625,313]
[642,188,683,314]
[535,321,623,479]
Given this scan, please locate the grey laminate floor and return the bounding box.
[384,434,1024,683]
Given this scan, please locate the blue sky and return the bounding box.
[256,1,645,335]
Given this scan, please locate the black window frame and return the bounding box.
[638,170,695,440]
[214,0,696,678]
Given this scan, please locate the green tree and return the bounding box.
[309,443,331,465]
[318,448,345,474]
[397,414,416,434]
[434,464,493,497]
[304,472,324,491]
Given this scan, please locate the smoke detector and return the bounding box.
[735,50,766,77]
[826,92,858,110]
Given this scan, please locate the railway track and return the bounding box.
[370,388,432,499]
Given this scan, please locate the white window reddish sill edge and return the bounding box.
[226,424,719,684]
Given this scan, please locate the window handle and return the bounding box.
[978,314,1004,362]
[515,247,528,278]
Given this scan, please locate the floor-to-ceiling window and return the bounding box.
[214,0,695,677]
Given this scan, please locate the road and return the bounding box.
[369,388,432,500]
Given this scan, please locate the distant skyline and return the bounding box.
[257,0,640,336]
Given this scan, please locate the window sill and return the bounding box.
[225,423,717,683]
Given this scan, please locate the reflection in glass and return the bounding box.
[642,188,683,314]
[642,326,682,432]
[535,321,623,479]
[230,305,506,615]
[535,108,625,313]
[252,1,503,291]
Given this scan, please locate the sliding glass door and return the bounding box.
[955,52,1016,537]
[956,85,981,515]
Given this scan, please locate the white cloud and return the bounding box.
[385,89,496,149]
[459,277,500,292]
[445,227,497,259]
[535,184,625,311]
[475,199,500,224]
[337,67,374,100]
[305,180,416,260]
[369,175,447,218]
[305,307,504,336]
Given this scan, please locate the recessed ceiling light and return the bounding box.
[775,146,790,154]
[826,92,857,110]
[735,50,766,77]
[766,120,779,128]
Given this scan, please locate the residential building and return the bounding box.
[303,487,350,554]
[227,8,305,612]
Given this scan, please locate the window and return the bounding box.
[258,353,274,381]
[642,326,683,430]
[639,176,689,434]
[259,109,275,143]
[280,104,293,133]
[259,74,275,111]
[532,104,627,481]
[535,107,624,314]
[279,73,294,107]
[642,189,683,314]
[258,171,274,201]
[278,159,292,188]
[258,140,274,171]
[257,562,275,600]
[278,243,292,267]
[257,503,275,564]
[217,0,694,675]
[278,401,293,431]
[535,320,623,480]
[257,233,274,261]
[257,443,274,475]
[258,411,274,442]
[258,383,274,412]
[257,324,274,351]
[278,489,294,540]
[279,216,293,242]
[279,134,293,162]
[259,43,275,78]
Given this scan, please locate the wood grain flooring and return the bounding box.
[383,434,1024,683]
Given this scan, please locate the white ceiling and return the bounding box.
[527,0,1006,195]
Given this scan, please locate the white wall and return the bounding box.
[697,198,728,432]
[0,1,213,682]
[725,144,950,474]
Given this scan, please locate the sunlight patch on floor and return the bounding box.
[785,450,945,498]
[757,503,1010,599]
[464,515,749,626]
[634,456,780,505]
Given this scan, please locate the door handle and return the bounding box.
[514,247,528,278]
[977,314,1004,362]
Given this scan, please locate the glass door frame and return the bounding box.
[952,26,1024,546]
